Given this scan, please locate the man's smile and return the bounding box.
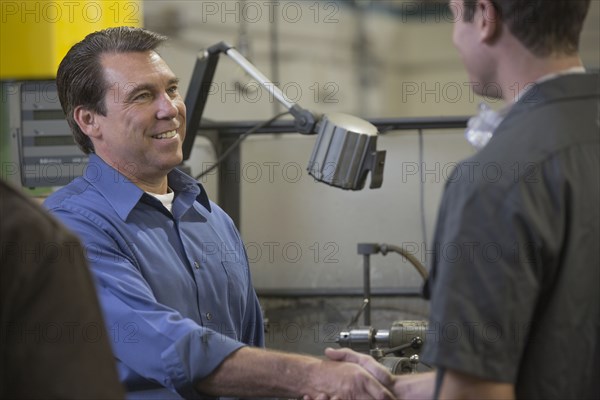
[152,130,178,139]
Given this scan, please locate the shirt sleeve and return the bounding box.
[238,235,265,348]
[421,162,544,383]
[50,208,247,398]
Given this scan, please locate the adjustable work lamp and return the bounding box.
[182,42,386,190]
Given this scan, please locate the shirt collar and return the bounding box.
[514,66,587,103]
[166,166,212,214]
[84,154,211,221]
[466,68,590,150]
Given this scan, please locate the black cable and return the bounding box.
[195,111,291,180]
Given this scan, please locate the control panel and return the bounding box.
[4,81,87,187]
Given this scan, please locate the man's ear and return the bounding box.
[476,0,502,44]
[73,106,101,139]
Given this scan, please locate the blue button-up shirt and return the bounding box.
[44,154,264,399]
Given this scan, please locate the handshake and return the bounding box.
[301,347,434,400]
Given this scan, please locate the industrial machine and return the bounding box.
[3,81,86,188]
[338,320,430,375]
[336,242,431,375]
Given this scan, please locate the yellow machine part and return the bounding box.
[0,0,142,79]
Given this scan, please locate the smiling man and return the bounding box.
[75,50,184,193]
[43,27,396,400]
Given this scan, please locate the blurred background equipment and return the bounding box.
[1,0,142,188]
[183,41,386,191]
[335,242,430,375]
[338,320,429,375]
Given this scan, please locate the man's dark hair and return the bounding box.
[462,0,591,57]
[56,27,167,154]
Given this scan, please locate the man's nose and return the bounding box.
[156,93,179,120]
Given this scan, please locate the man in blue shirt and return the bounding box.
[44,26,395,400]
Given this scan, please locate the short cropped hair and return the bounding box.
[462,0,591,57]
[56,27,167,154]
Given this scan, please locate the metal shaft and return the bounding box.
[363,254,371,325]
[225,47,294,110]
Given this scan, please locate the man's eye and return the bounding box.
[167,86,179,96]
[134,92,152,101]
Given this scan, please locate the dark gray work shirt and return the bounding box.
[422,73,600,399]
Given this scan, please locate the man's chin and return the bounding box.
[165,155,184,171]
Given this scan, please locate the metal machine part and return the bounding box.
[357,243,428,325]
[338,320,429,374]
[308,113,385,190]
[378,354,421,375]
[337,326,390,353]
[338,320,427,356]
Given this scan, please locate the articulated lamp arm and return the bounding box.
[184,41,386,190]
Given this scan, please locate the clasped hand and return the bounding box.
[302,347,398,400]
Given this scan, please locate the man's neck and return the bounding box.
[101,157,170,194]
[137,179,170,195]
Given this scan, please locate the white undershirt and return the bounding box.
[147,189,174,213]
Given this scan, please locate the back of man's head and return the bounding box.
[462,0,591,57]
[57,27,167,154]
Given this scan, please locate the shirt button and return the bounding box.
[206,312,212,320]
[193,261,200,269]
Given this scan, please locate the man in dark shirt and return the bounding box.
[328,1,599,398]
[0,178,125,398]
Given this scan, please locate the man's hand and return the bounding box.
[302,356,397,400]
[324,347,436,400]
[325,347,394,388]
[301,347,397,400]
[197,347,396,400]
